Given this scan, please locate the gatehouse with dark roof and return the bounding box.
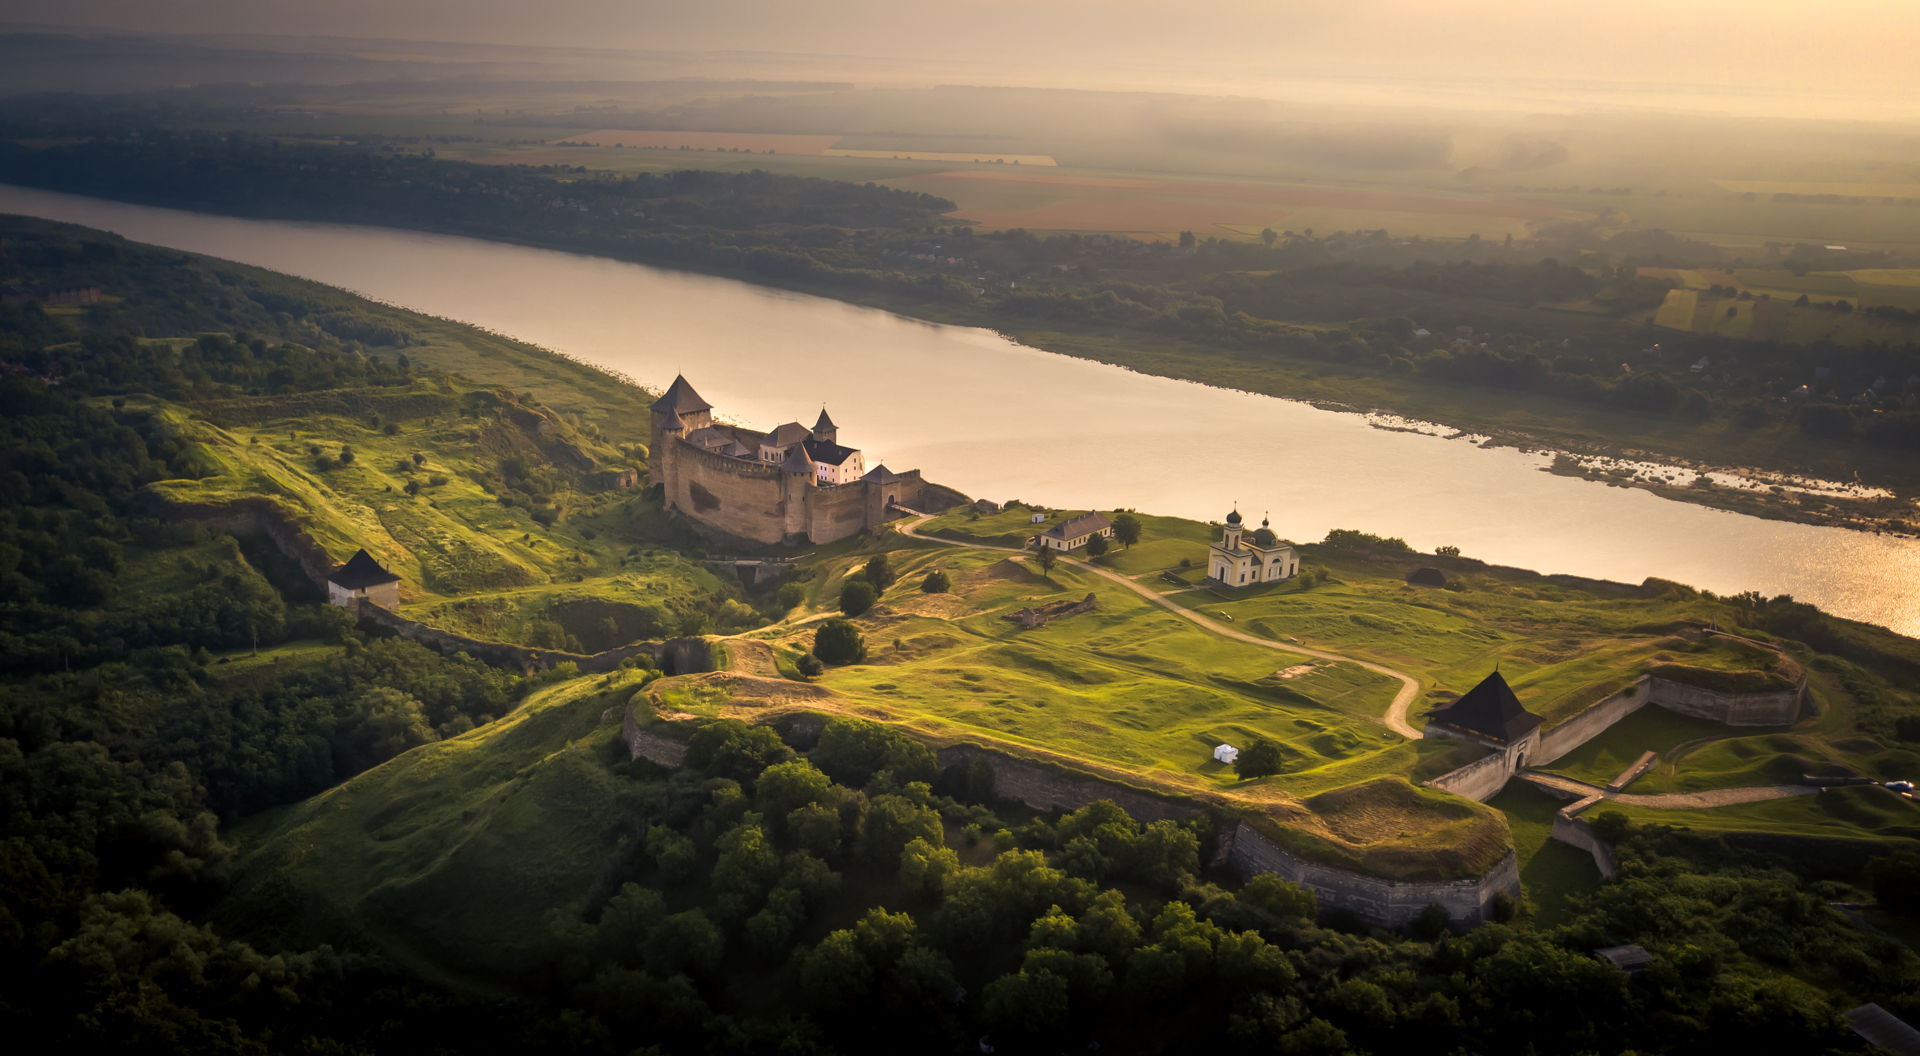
[1424,670,1545,769]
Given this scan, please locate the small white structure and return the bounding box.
[1037,512,1114,551]
[1213,743,1240,765]
[326,549,401,608]
[1030,513,1046,524]
[1208,509,1300,587]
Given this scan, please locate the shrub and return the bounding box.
[863,554,897,591]
[839,579,876,616]
[922,570,951,593]
[795,652,824,678]
[1085,532,1110,557]
[776,583,806,611]
[814,619,866,665]
[1235,739,1284,779]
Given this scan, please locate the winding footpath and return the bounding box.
[895,515,1426,738]
[1518,770,1817,809]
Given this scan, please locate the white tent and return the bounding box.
[1213,744,1239,764]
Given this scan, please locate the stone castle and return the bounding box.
[649,375,952,545]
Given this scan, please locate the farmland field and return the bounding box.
[556,129,843,152]
[824,148,1057,165]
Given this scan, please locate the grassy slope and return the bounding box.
[219,671,648,987]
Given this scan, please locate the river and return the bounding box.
[4,185,1916,636]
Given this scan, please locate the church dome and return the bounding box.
[1251,527,1278,547]
[1225,509,1242,526]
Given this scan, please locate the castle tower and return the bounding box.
[1222,508,1243,550]
[812,407,838,444]
[649,374,712,507]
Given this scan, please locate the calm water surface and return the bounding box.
[5,185,1916,636]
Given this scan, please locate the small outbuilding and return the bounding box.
[972,498,1002,514]
[1029,512,1046,524]
[1594,945,1656,976]
[1213,743,1240,765]
[326,549,401,608]
[1037,512,1115,551]
[1406,567,1449,588]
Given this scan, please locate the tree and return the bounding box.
[1435,545,1460,558]
[1260,227,1278,247]
[795,652,824,678]
[1085,532,1110,558]
[1034,546,1057,578]
[862,553,896,591]
[839,579,876,616]
[814,619,866,665]
[338,444,355,465]
[1178,231,1197,250]
[1112,513,1141,548]
[1870,850,1920,915]
[1235,739,1284,780]
[921,569,950,593]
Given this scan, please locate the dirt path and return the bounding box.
[1518,770,1816,809]
[895,515,1425,739]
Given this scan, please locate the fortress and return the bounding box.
[649,376,956,545]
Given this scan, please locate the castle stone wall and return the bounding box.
[1424,751,1514,803]
[933,742,1517,926]
[1646,677,1801,726]
[1535,684,1649,765]
[1550,811,1618,879]
[1225,824,1521,927]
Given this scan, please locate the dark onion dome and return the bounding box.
[1250,527,1279,547]
[1225,509,1243,525]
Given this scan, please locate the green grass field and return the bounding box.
[1488,782,1604,926]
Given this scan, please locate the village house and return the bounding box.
[326,549,401,608]
[1036,512,1114,551]
[1208,509,1300,587]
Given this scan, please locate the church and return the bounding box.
[1207,509,1300,588]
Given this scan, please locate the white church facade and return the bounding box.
[1208,509,1300,588]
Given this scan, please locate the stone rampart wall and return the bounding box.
[933,744,1198,824]
[807,482,873,545]
[622,706,689,767]
[1536,684,1649,765]
[1646,677,1801,726]
[1225,824,1520,927]
[934,742,1517,927]
[1424,751,1514,803]
[1550,811,1618,879]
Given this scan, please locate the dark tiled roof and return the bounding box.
[1429,670,1541,744]
[779,445,815,473]
[1042,512,1113,540]
[1250,527,1279,547]
[685,426,733,449]
[863,464,903,483]
[1407,567,1449,587]
[329,549,400,589]
[1594,945,1656,973]
[719,440,754,458]
[650,374,711,416]
[814,408,836,432]
[763,422,811,447]
[803,438,859,466]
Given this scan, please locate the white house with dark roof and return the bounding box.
[326,549,401,608]
[1208,509,1300,587]
[1037,512,1114,551]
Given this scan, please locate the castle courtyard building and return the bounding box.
[1208,509,1300,587]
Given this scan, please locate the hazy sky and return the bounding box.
[9,0,1919,99]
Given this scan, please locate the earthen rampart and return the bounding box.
[1645,676,1802,726]
[1223,823,1520,927]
